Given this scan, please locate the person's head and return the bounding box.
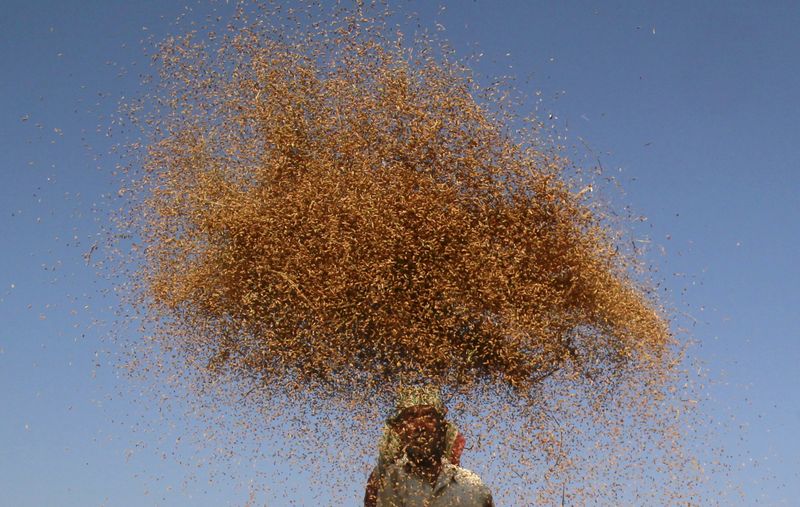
[387,387,448,468]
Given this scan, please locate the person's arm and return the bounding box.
[364,466,380,507]
[368,425,397,506]
[480,484,494,507]
[375,465,401,507]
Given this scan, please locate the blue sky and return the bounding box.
[1,0,799,505]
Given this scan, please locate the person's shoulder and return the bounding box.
[448,464,483,486]
[447,464,492,497]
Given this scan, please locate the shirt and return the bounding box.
[376,460,494,507]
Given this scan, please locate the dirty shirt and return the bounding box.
[376,461,494,507]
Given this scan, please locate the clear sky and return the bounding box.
[1,0,799,505]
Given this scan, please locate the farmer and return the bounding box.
[365,386,492,506]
